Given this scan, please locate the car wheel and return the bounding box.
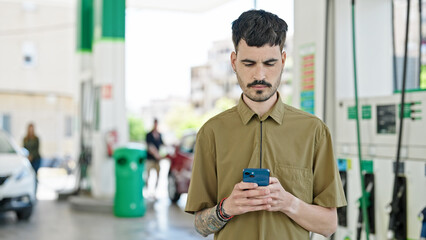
[16,206,33,221]
[168,172,180,203]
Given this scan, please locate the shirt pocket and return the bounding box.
[274,164,313,203]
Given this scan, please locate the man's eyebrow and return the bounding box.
[240,58,279,64]
[241,59,256,64]
[264,58,278,64]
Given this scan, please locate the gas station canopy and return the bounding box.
[5,0,235,12]
[127,0,234,12]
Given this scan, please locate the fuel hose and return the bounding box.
[388,0,411,238]
[351,0,371,239]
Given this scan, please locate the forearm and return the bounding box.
[194,206,227,237]
[283,196,337,237]
[148,144,161,159]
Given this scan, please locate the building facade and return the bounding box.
[0,0,78,161]
[190,38,293,114]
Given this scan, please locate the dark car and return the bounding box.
[166,131,196,203]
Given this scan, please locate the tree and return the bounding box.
[165,97,236,138]
[128,115,145,142]
[165,104,202,138]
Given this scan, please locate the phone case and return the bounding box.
[242,168,270,186]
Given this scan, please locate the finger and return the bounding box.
[269,177,279,184]
[236,182,258,190]
[242,204,272,213]
[243,188,270,198]
[267,183,286,196]
[241,197,271,206]
[249,194,271,199]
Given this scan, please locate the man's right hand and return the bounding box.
[222,181,272,216]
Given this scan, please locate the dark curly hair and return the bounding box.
[232,9,288,52]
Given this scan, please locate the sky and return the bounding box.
[125,0,294,112]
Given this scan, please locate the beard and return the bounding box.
[236,73,282,102]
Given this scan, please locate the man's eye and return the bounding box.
[244,63,254,67]
[265,62,275,66]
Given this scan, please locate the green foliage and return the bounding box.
[215,97,236,111]
[165,97,236,138]
[165,104,202,138]
[282,93,292,105]
[421,65,426,89]
[128,115,145,142]
[201,97,236,124]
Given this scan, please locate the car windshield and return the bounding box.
[0,132,16,154]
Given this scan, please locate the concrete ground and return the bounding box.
[0,197,212,240]
[0,160,214,240]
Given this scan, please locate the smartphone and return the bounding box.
[242,168,270,186]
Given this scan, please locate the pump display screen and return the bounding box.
[377,104,396,134]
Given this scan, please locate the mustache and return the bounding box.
[247,80,272,88]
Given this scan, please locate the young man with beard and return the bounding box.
[185,9,347,239]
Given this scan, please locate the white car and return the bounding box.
[0,130,36,220]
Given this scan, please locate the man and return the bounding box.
[185,9,347,239]
[145,118,163,197]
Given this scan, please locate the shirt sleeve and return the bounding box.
[312,124,347,208]
[185,125,218,214]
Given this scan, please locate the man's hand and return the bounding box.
[222,182,272,216]
[266,177,338,238]
[148,144,162,160]
[201,178,336,237]
[265,177,296,213]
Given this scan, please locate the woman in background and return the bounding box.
[23,123,41,174]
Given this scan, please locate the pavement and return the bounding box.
[0,160,214,240]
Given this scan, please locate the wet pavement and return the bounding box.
[0,196,213,240]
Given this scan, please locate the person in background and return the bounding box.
[145,118,164,198]
[185,9,347,239]
[23,123,42,174]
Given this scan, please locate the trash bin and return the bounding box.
[113,145,147,217]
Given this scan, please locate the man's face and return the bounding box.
[231,40,286,102]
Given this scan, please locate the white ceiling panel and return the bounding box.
[127,0,234,12]
[0,0,235,12]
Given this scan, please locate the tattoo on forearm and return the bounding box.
[195,206,227,237]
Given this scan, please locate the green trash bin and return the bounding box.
[113,145,147,217]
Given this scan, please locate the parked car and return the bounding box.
[40,155,75,174]
[166,131,196,203]
[0,130,36,220]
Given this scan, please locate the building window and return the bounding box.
[0,114,11,134]
[22,42,37,68]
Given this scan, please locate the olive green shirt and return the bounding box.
[185,94,347,240]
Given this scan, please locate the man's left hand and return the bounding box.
[265,177,296,213]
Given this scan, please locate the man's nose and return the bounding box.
[253,65,266,80]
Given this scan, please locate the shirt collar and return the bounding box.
[237,92,285,125]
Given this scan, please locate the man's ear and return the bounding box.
[281,51,287,66]
[230,51,237,72]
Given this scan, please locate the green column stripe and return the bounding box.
[102,0,125,39]
[77,0,93,52]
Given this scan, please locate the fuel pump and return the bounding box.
[293,0,426,238]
